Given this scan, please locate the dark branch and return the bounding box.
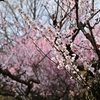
[0,66,40,85]
[87,21,100,59]
[75,0,79,27]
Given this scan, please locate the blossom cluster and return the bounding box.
[17,8,100,80]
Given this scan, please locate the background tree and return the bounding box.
[0,0,74,100]
[0,0,100,100]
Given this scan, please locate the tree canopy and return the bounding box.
[0,0,100,100]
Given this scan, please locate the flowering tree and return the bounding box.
[0,30,74,100]
[0,1,75,100]
[30,0,100,99]
[43,0,100,99]
[0,0,100,100]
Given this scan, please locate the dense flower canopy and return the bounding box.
[0,0,100,100]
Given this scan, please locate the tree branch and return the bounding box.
[0,66,40,85]
[75,0,79,27]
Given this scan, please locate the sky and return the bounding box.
[0,0,99,32]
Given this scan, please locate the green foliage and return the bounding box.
[0,95,17,100]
